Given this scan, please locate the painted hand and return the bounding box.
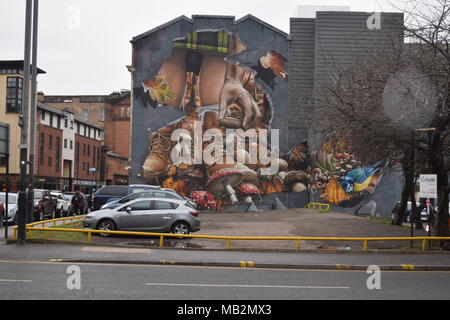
[218,79,262,130]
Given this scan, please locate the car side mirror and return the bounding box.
[125,206,132,213]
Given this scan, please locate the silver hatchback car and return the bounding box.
[83,198,200,235]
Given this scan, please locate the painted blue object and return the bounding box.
[341,160,385,193]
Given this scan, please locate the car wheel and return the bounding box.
[97,219,116,237]
[171,221,191,235]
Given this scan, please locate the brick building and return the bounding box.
[35,102,103,192]
[41,90,131,186]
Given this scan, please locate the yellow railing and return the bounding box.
[11,216,450,251]
[305,202,331,212]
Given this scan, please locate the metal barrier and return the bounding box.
[11,216,450,251]
[305,202,331,212]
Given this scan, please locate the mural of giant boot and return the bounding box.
[143,125,176,181]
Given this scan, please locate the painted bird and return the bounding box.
[341,160,386,193]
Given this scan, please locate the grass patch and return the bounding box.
[28,221,87,242]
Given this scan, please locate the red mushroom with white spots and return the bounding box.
[207,168,244,204]
[190,191,216,210]
[237,183,260,203]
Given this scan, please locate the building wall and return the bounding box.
[36,123,63,179]
[44,96,106,129]
[0,73,24,175]
[74,133,101,182]
[289,11,404,216]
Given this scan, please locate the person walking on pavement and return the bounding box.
[71,191,85,216]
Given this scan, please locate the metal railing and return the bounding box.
[11,216,450,251]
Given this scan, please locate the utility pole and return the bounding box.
[17,0,34,245]
[27,0,39,224]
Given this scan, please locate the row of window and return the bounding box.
[81,106,131,122]
[6,77,23,114]
[39,132,99,176]
[41,110,103,140]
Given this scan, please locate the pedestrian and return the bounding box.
[71,191,85,216]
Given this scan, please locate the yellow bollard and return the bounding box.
[422,239,427,251]
[227,239,231,248]
[296,239,301,249]
[160,235,164,248]
[363,240,368,250]
[87,232,92,243]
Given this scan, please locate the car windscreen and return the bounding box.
[96,186,127,196]
[34,191,44,199]
[0,194,17,204]
[129,187,150,194]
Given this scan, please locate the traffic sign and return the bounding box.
[419,174,438,199]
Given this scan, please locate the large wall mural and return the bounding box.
[131,15,396,214]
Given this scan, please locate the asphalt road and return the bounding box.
[0,259,449,300]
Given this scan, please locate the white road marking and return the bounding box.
[0,279,32,283]
[145,283,350,289]
[81,246,152,254]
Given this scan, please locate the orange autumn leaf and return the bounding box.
[325,177,352,204]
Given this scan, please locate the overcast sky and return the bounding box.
[0,0,403,95]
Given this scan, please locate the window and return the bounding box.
[6,77,23,113]
[77,123,80,135]
[82,162,86,171]
[87,145,90,157]
[82,108,89,121]
[86,163,90,173]
[56,137,60,172]
[120,107,125,117]
[50,114,54,127]
[64,139,68,148]
[151,200,176,210]
[70,121,74,129]
[83,144,86,156]
[57,116,61,129]
[99,107,105,121]
[84,125,87,136]
[48,135,53,150]
[88,127,91,138]
[39,133,44,165]
[129,200,151,211]
[127,107,131,117]
[152,191,181,200]
[48,156,52,167]
[70,140,73,149]
[41,111,45,121]
[64,119,68,128]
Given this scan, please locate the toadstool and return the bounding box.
[237,183,260,203]
[207,168,244,204]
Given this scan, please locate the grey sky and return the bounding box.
[0,0,403,95]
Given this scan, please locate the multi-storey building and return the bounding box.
[0,60,46,192]
[42,90,131,186]
[35,102,103,192]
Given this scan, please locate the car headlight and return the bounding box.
[84,214,93,219]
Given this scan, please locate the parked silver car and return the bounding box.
[83,198,200,235]
[0,192,18,225]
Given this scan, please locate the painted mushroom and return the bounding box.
[284,171,309,193]
[207,168,244,204]
[190,190,216,210]
[237,183,260,203]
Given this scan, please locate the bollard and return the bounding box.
[296,239,301,249]
[160,235,164,248]
[227,239,231,248]
[363,240,368,250]
[87,231,92,243]
[422,239,427,251]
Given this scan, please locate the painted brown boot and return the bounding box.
[143,125,175,180]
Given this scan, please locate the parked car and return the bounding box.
[83,198,200,235]
[391,201,431,223]
[34,189,58,221]
[50,192,71,217]
[100,189,193,210]
[92,185,161,211]
[0,193,18,225]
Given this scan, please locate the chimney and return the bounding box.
[37,91,45,102]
